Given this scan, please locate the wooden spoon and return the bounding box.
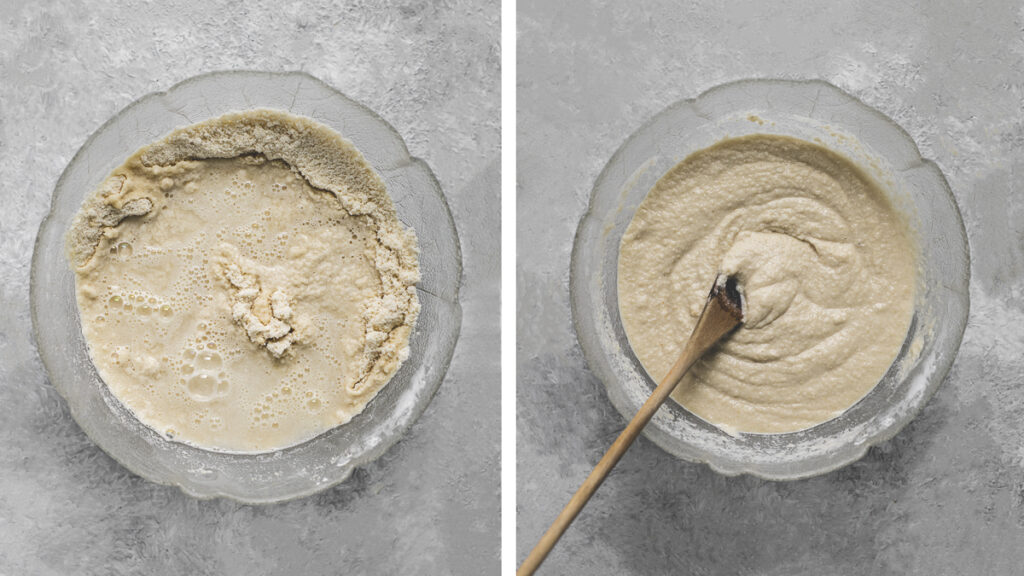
[518,274,745,575]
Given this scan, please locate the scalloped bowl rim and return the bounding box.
[31,70,462,502]
[571,77,970,480]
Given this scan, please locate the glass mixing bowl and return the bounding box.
[31,71,462,503]
[571,79,969,480]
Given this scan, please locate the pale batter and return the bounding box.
[67,110,420,453]
[618,135,915,434]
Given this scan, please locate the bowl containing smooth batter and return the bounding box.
[571,79,969,480]
[32,71,461,502]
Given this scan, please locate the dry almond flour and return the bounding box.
[67,109,420,453]
[618,135,915,434]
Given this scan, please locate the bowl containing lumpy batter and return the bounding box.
[571,79,969,480]
[32,71,461,502]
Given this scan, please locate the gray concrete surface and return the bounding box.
[0,1,498,574]
[518,1,1024,574]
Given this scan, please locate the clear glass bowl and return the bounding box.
[571,79,969,480]
[31,71,462,503]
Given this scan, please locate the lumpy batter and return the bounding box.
[67,110,420,452]
[618,135,915,434]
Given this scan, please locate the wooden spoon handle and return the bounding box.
[518,277,743,575]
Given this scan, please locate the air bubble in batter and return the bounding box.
[186,373,217,402]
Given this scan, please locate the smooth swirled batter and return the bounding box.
[618,135,915,434]
[67,110,420,452]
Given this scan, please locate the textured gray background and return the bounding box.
[518,0,1024,574]
[0,1,498,574]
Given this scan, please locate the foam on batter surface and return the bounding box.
[67,110,420,453]
[618,135,915,434]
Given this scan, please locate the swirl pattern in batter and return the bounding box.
[618,135,915,434]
